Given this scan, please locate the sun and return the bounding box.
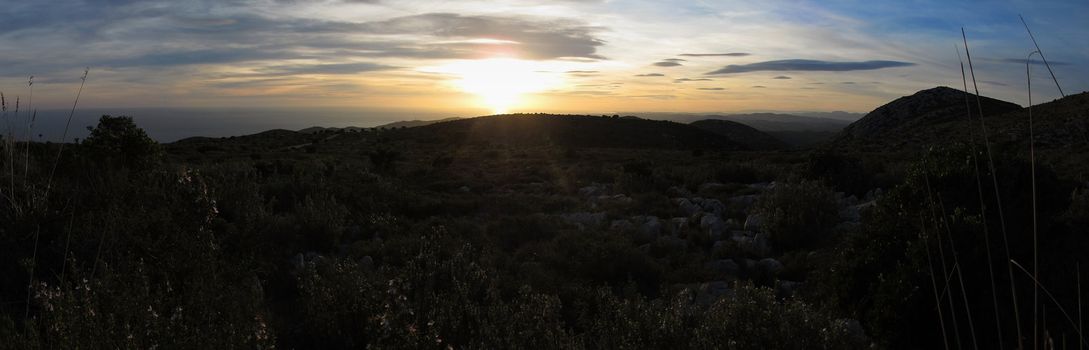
[429,58,565,114]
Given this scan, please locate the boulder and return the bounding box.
[839,205,861,223]
[609,219,634,232]
[706,259,741,277]
[749,182,776,191]
[743,214,764,232]
[700,215,728,241]
[731,232,771,257]
[358,255,375,271]
[561,212,607,230]
[698,198,727,216]
[698,182,728,193]
[666,217,689,236]
[741,258,757,272]
[838,318,869,345]
[776,280,802,299]
[726,194,759,209]
[634,216,662,243]
[594,194,633,207]
[667,186,692,198]
[654,235,688,253]
[694,280,735,306]
[756,258,784,275]
[578,183,610,197]
[675,198,702,216]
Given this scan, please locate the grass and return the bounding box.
[918,23,1086,349]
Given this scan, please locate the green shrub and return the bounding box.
[753,179,839,251]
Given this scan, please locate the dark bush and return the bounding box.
[753,179,839,251]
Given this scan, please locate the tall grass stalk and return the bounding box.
[1027,49,1042,350]
[924,165,979,349]
[963,28,1024,349]
[9,96,18,211]
[23,226,39,322]
[24,76,33,187]
[921,217,953,350]
[957,44,1007,349]
[1010,260,1089,348]
[1019,15,1065,98]
[931,187,966,349]
[45,68,89,198]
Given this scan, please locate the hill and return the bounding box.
[828,86,1023,151]
[396,114,751,150]
[689,119,788,150]
[638,112,851,148]
[375,117,463,129]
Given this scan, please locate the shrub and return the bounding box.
[753,179,839,251]
[82,115,162,169]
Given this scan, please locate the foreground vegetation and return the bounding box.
[1,113,1087,348]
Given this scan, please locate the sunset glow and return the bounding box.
[0,1,1086,115]
[429,58,566,114]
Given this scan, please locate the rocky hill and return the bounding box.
[689,119,788,151]
[829,86,1023,151]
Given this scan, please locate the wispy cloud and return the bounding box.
[679,53,751,57]
[996,58,1070,66]
[634,73,664,77]
[772,75,791,79]
[698,87,725,90]
[674,78,713,83]
[653,61,683,67]
[706,59,914,75]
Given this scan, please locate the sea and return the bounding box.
[0,107,460,143]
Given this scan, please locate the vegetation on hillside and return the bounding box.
[1,92,1087,349]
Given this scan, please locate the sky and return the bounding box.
[0,0,1086,118]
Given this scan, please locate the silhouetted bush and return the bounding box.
[82,115,162,169]
[753,179,839,251]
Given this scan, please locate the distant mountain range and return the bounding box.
[396,114,753,150]
[169,87,1088,157]
[373,117,464,129]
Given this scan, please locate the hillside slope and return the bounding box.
[829,86,1023,151]
[398,114,750,150]
[689,119,788,150]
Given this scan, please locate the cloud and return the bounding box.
[751,85,766,88]
[674,78,712,83]
[997,58,1069,66]
[772,75,791,79]
[662,58,686,62]
[1,8,610,77]
[653,61,683,67]
[698,87,725,91]
[706,59,914,75]
[627,94,676,100]
[358,13,606,60]
[103,48,301,67]
[679,53,750,57]
[254,62,398,76]
[634,73,664,77]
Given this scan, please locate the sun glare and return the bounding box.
[428,58,565,114]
